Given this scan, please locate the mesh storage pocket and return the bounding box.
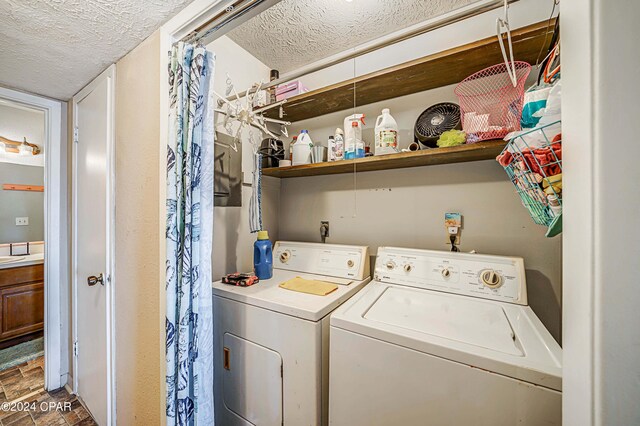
[455,62,531,142]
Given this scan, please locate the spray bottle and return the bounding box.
[344,114,366,159]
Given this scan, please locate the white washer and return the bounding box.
[329,247,562,426]
[213,241,370,426]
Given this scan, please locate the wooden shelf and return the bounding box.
[262,140,506,178]
[264,20,554,123]
[2,184,44,192]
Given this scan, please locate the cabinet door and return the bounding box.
[0,282,44,340]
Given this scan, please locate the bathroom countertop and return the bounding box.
[0,253,45,270]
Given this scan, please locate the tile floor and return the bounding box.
[0,357,97,425]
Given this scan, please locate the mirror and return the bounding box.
[0,99,45,248]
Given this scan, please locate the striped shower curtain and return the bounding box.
[166,42,216,425]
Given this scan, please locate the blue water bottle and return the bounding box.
[254,230,273,280]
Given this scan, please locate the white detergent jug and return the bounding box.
[292,130,313,165]
[374,108,399,156]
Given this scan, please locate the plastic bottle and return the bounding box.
[374,108,399,156]
[289,135,297,161]
[547,195,562,217]
[344,114,365,159]
[334,128,344,161]
[254,230,273,280]
[355,127,365,159]
[345,121,365,159]
[327,136,337,161]
[292,130,313,165]
[268,69,279,104]
[343,114,366,140]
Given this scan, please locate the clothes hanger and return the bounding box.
[496,0,517,87]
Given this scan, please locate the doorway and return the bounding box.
[0,86,69,411]
[0,98,46,403]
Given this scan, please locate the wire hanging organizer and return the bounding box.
[497,120,562,230]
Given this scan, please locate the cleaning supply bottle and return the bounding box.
[344,114,365,137]
[327,136,337,161]
[289,135,297,162]
[344,114,365,159]
[345,122,365,159]
[334,128,344,161]
[374,108,399,156]
[292,130,313,165]
[254,230,273,280]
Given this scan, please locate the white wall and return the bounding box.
[207,35,280,277]
[0,163,44,243]
[562,0,640,424]
[280,0,562,341]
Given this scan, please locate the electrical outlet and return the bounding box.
[15,217,29,226]
[444,213,461,245]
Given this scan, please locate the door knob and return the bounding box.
[87,273,104,286]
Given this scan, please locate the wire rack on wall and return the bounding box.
[497,121,562,229]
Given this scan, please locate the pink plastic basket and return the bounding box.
[454,62,531,142]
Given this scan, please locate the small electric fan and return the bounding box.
[414,102,461,148]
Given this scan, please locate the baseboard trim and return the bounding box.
[63,374,74,394]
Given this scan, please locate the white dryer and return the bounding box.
[329,247,562,426]
[213,241,370,426]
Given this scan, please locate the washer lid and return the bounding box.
[364,287,521,356]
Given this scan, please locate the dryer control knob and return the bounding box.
[480,269,502,288]
[403,264,412,273]
[441,268,451,278]
[279,251,291,263]
[347,259,355,268]
[385,261,396,270]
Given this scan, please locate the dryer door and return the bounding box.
[223,333,283,425]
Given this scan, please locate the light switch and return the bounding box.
[16,217,29,226]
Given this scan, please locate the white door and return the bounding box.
[72,65,115,425]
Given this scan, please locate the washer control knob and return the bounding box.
[480,269,502,288]
[403,264,412,273]
[279,251,291,263]
[347,259,355,268]
[386,261,396,270]
[441,268,451,278]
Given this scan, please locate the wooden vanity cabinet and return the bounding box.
[0,264,44,346]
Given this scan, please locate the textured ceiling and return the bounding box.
[227,0,477,73]
[0,0,195,100]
